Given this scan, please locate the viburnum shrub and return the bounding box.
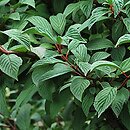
[1,0,130,129]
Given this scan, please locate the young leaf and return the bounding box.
[94,87,117,117]
[0,54,22,80]
[70,77,90,101]
[50,13,66,35]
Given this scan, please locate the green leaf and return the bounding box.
[16,104,31,130]
[126,4,130,18]
[10,45,27,52]
[71,44,88,62]
[20,0,35,8]
[32,65,53,85]
[90,52,110,63]
[112,0,124,18]
[53,0,66,14]
[111,46,126,61]
[96,66,116,77]
[90,60,121,72]
[38,80,55,101]
[123,18,130,33]
[94,87,117,117]
[79,7,110,31]
[112,18,126,42]
[78,62,91,76]
[50,89,72,118]
[120,106,130,130]
[0,0,10,6]
[14,84,37,111]
[1,29,31,49]
[82,93,94,116]
[0,54,22,80]
[63,2,79,17]
[50,13,66,35]
[111,89,126,117]
[38,63,72,84]
[28,16,53,34]
[0,86,9,116]
[80,0,93,18]
[115,34,130,47]
[87,38,114,50]
[68,39,80,50]
[9,12,20,21]
[31,57,63,70]
[28,16,55,41]
[118,57,130,73]
[65,26,85,42]
[31,46,46,59]
[70,77,90,101]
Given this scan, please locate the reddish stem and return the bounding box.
[110,4,114,14]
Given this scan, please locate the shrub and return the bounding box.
[0,0,130,129]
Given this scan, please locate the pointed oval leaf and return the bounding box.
[20,0,35,8]
[115,34,130,47]
[90,60,121,72]
[70,77,90,101]
[0,54,22,80]
[50,13,66,35]
[72,44,88,62]
[80,0,93,18]
[90,52,110,63]
[16,104,31,130]
[94,87,117,117]
[28,16,53,34]
[78,62,91,76]
[79,7,110,31]
[39,63,72,84]
[82,94,94,116]
[1,29,30,49]
[111,88,129,117]
[63,2,79,17]
[87,38,114,50]
[112,0,124,18]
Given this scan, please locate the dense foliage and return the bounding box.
[1,0,130,129]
